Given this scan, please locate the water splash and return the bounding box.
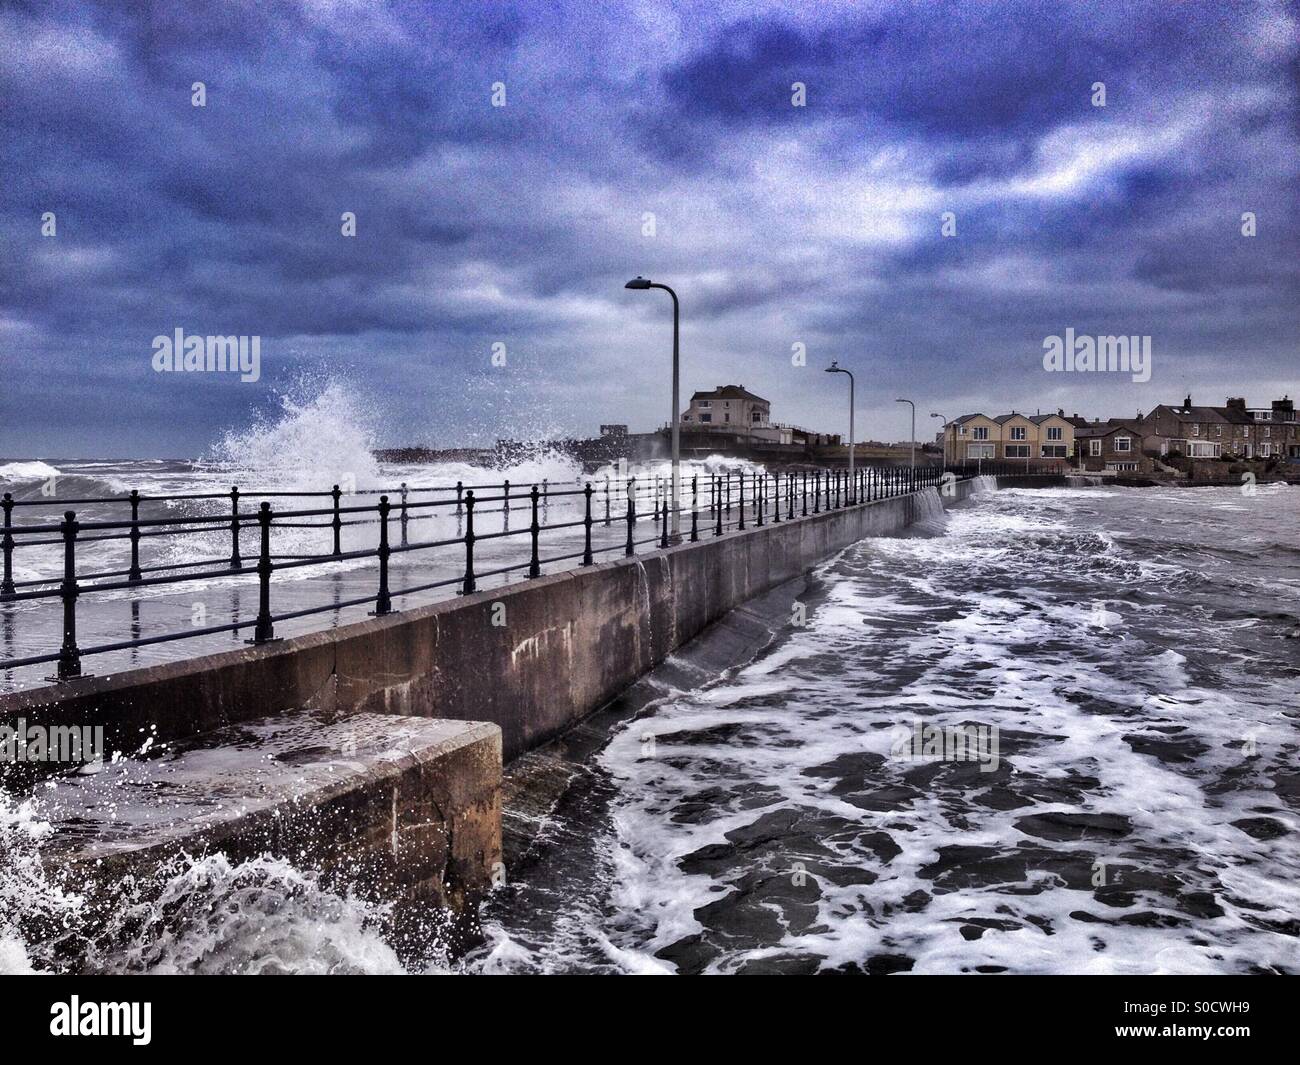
[207,378,382,490]
[0,795,83,974]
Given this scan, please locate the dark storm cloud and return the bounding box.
[0,0,1296,458]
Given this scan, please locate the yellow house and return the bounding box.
[948,414,1001,461]
[944,412,1075,462]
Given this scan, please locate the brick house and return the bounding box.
[1076,419,1152,473]
[1140,396,1300,461]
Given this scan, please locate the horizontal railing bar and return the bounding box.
[3,476,662,509]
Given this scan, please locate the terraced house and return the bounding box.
[1141,396,1300,461]
[945,411,1075,463]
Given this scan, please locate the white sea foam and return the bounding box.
[0,460,61,483]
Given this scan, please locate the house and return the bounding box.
[1076,419,1151,473]
[943,410,1075,463]
[680,385,771,434]
[1141,396,1300,461]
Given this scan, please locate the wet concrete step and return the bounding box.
[38,709,502,912]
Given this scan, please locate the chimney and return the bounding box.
[1184,394,1192,408]
[1272,396,1294,420]
[1226,397,1247,414]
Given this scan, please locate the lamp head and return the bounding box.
[825,361,841,373]
[624,276,653,290]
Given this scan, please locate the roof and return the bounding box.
[1077,422,1141,439]
[690,385,768,403]
[1155,404,1253,425]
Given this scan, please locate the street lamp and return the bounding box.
[625,276,681,541]
[930,412,949,469]
[896,398,915,471]
[825,361,854,480]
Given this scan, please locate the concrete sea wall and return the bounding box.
[0,482,975,763]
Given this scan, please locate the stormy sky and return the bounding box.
[2,0,1297,459]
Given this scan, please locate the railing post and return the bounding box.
[813,471,820,514]
[528,485,542,578]
[625,477,636,555]
[0,492,14,599]
[462,491,477,594]
[582,483,594,566]
[251,502,275,644]
[55,510,82,680]
[756,474,765,527]
[690,474,699,542]
[455,481,464,517]
[126,489,143,583]
[658,497,669,549]
[373,495,392,615]
[542,477,549,519]
[787,472,795,520]
[725,471,732,517]
[771,472,780,523]
[331,484,343,556]
[503,480,511,530]
[604,476,611,526]
[229,486,242,569]
[801,471,807,517]
[399,482,409,548]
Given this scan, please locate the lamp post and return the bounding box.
[930,412,949,469]
[625,276,681,542]
[896,398,915,471]
[825,361,854,481]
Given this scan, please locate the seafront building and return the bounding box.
[942,412,1075,464]
[942,396,1300,473]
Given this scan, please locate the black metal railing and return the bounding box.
[0,465,959,683]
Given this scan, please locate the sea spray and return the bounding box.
[0,795,83,974]
[208,378,382,490]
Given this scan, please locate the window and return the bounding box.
[1090,439,1102,456]
[1005,444,1030,458]
[751,410,763,423]
[973,427,989,440]
[1215,425,1222,436]
[1011,426,1027,440]
[1264,427,1271,438]
[724,413,730,423]
[1187,441,1219,457]
[700,413,711,423]
[959,425,967,436]
[1041,445,1066,457]
[1107,462,1138,472]
[1047,426,1063,441]
[698,400,711,409]
[968,444,995,459]
[1114,437,1131,452]
[1192,425,1200,436]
